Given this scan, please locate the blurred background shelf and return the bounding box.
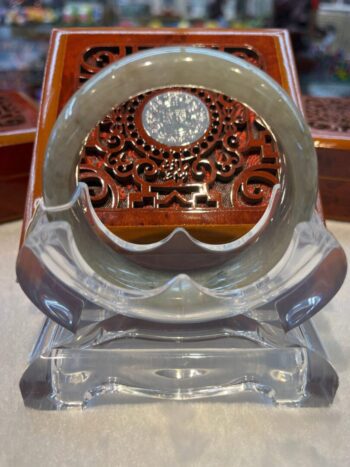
[0,1,349,100]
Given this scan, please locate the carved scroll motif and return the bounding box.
[79,87,280,210]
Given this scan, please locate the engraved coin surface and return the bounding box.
[142,91,210,147]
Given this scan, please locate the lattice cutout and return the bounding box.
[79,87,280,211]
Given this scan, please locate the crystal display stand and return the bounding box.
[21,315,338,409]
[17,47,346,409]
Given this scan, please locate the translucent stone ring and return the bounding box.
[43,47,317,275]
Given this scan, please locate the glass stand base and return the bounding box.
[20,315,338,410]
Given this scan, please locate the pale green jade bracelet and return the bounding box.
[42,46,318,289]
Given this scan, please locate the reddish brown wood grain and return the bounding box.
[0,91,37,223]
[303,96,350,222]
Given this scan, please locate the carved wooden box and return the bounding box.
[303,96,350,222]
[24,28,303,242]
[0,91,37,223]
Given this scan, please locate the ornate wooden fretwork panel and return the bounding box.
[79,87,280,212]
[21,29,306,240]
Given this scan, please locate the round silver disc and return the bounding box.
[142,91,210,147]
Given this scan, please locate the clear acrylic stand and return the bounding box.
[17,47,347,409]
[20,314,338,409]
[17,186,345,409]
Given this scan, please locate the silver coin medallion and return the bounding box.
[142,91,210,147]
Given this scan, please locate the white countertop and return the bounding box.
[0,220,349,467]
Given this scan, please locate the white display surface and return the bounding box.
[0,220,349,467]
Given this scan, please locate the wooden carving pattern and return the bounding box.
[79,87,280,210]
[79,45,264,85]
[303,96,350,133]
[0,95,26,128]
